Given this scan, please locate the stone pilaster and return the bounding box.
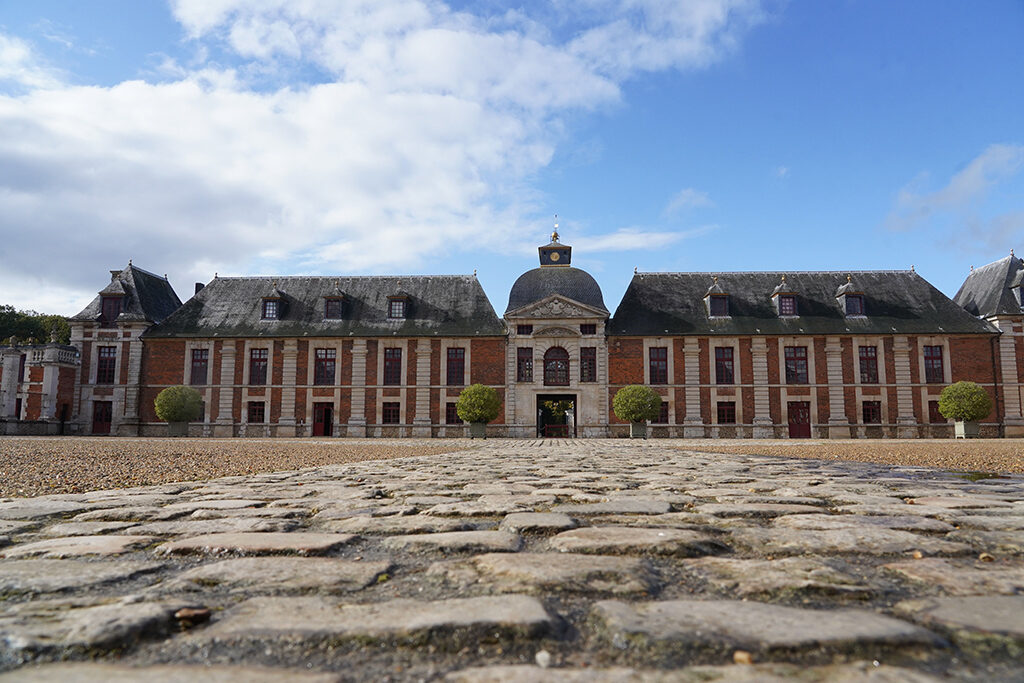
[682,338,704,437]
[751,337,773,438]
[214,343,236,437]
[278,340,297,437]
[0,347,20,418]
[893,336,918,438]
[348,340,367,437]
[994,320,1024,435]
[825,337,850,438]
[123,332,144,421]
[412,339,432,437]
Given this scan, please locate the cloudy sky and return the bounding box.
[1,1,1022,316]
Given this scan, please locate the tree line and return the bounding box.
[0,305,71,345]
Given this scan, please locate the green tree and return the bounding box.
[612,385,663,424]
[938,381,993,422]
[0,305,71,344]
[456,384,502,424]
[154,386,204,423]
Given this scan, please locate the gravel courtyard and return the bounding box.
[0,438,1022,681]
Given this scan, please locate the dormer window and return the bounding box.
[100,296,122,326]
[261,299,279,320]
[779,295,797,316]
[324,298,344,320]
[388,298,406,319]
[845,294,865,316]
[709,295,729,317]
[771,275,798,317]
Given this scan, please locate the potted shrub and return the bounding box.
[613,385,662,439]
[154,385,203,437]
[938,381,993,439]
[456,383,502,439]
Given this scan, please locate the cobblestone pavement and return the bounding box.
[1,439,1022,682]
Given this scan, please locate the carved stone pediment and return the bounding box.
[533,326,579,337]
[508,295,605,320]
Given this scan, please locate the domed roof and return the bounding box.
[505,267,608,315]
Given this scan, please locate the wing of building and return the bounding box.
[4,239,1021,439]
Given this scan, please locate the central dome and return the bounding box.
[505,267,608,314]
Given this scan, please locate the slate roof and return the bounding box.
[70,264,182,325]
[144,275,505,338]
[505,267,608,315]
[608,271,997,336]
[953,255,1024,319]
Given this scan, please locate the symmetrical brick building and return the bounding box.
[3,236,1022,438]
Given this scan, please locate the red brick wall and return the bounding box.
[608,338,643,385]
[141,340,185,385]
[470,339,505,385]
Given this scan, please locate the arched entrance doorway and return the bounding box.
[537,394,576,438]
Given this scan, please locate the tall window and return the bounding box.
[383,348,402,385]
[653,400,669,424]
[717,401,736,424]
[543,347,569,386]
[859,346,878,384]
[709,295,728,317]
[517,348,533,382]
[649,347,668,384]
[387,299,405,319]
[324,298,343,319]
[924,345,944,384]
[247,401,265,423]
[580,347,597,382]
[190,349,209,385]
[18,354,26,382]
[314,348,336,385]
[100,296,121,326]
[846,295,865,316]
[447,348,465,386]
[715,347,734,384]
[96,346,116,384]
[261,299,279,320]
[249,348,268,385]
[580,323,597,335]
[928,400,944,423]
[445,402,460,424]
[862,400,882,424]
[778,295,797,316]
[784,346,808,384]
[382,402,400,424]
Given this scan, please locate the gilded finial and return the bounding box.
[473,269,477,277]
[128,258,132,265]
[215,272,218,278]
[713,276,718,284]
[781,274,786,282]
[847,274,852,283]
[551,214,559,243]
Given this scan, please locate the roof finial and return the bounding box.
[215,272,218,278]
[473,269,477,277]
[1012,248,1016,257]
[551,214,559,243]
[781,274,786,282]
[634,266,638,274]
[847,274,852,283]
[971,265,975,272]
[128,258,132,266]
[910,264,915,272]
[713,275,718,284]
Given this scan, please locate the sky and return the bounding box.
[1,0,1022,317]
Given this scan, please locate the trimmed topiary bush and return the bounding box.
[154,385,203,423]
[456,384,502,425]
[938,381,993,422]
[612,385,663,424]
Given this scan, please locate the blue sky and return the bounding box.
[1,1,1022,316]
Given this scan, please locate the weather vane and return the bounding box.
[552,214,559,243]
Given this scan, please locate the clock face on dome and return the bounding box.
[550,251,560,262]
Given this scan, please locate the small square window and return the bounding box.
[779,295,797,316]
[862,400,882,424]
[928,400,945,424]
[580,324,597,335]
[262,299,279,320]
[382,402,401,424]
[652,400,669,424]
[709,295,728,317]
[248,401,265,423]
[324,298,344,319]
[717,401,737,424]
[388,299,405,319]
[517,324,533,335]
[845,295,865,316]
[445,403,461,424]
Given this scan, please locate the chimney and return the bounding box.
[195,282,205,295]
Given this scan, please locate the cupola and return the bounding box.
[538,218,571,267]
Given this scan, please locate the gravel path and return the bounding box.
[682,439,1024,475]
[0,438,469,499]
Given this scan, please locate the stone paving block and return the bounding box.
[425,500,533,516]
[499,512,578,533]
[157,532,355,555]
[883,558,1024,595]
[427,552,658,596]
[40,521,140,537]
[946,515,1024,531]
[0,535,157,558]
[163,499,268,512]
[549,527,727,557]
[0,663,342,682]
[730,527,971,556]
[908,496,1014,509]
[72,506,188,522]
[894,595,1024,656]
[694,503,822,518]
[590,512,719,529]
[325,514,479,535]
[0,560,164,594]
[126,517,297,536]
[684,557,872,599]
[773,514,955,533]
[197,594,556,647]
[946,530,1024,554]
[0,598,200,658]
[154,557,390,594]
[590,599,942,657]
[0,499,91,520]
[552,500,672,515]
[0,521,35,535]
[383,530,522,553]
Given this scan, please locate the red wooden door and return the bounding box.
[788,401,811,438]
[313,403,333,437]
[92,401,112,435]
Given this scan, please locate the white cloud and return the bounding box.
[888,144,1024,232]
[664,187,713,215]
[574,225,717,252]
[774,165,788,178]
[0,2,765,313]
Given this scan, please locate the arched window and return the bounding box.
[544,346,569,386]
